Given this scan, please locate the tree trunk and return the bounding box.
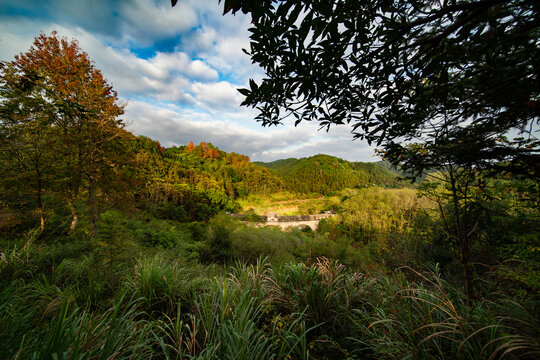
[448,166,475,305]
[38,203,45,234]
[89,157,97,238]
[460,239,475,306]
[67,199,78,233]
[35,166,45,234]
[87,117,98,239]
[24,187,44,251]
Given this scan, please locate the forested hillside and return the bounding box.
[132,138,284,220]
[256,154,402,194]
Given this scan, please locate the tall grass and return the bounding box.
[154,259,316,360]
[22,295,156,360]
[126,254,211,315]
[347,265,540,359]
[1,231,537,360]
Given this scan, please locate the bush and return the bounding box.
[136,228,175,248]
[98,210,129,243]
[186,221,206,242]
[242,212,266,223]
[155,203,189,222]
[231,226,297,264]
[134,222,191,249]
[126,255,209,314]
[201,223,232,262]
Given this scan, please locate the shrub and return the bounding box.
[201,223,232,263]
[231,226,297,264]
[126,255,209,315]
[156,203,189,222]
[266,257,361,354]
[136,228,176,248]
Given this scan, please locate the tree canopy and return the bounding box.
[188,0,539,178]
[0,32,128,236]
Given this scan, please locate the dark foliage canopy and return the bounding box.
[176,0,540,178]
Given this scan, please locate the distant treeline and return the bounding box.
[256,154,404,195]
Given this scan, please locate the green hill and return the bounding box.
[133,138,285,219]
[256,154,403,195]
[253,158,298,172]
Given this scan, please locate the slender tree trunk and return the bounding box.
[67,198,78,233]
[24,179,44,251]
[448,166,475,305]
[88,119,98,238]
[89,155,97,238]
[65,125,82,234]
[37,192,45,234]
[459,238,474,305]
[35,164,45,234]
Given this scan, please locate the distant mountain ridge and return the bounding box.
[255,154,403,195]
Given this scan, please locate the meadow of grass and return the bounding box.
[237,191,337,215]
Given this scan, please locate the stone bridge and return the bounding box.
[265,219,323,231]
[232,213,334,231]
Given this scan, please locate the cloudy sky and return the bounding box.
[0,0,379,162]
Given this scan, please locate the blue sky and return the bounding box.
[0,0,379,162]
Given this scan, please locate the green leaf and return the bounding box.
[237,88,251,96]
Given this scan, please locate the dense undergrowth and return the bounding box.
[1,206,538,359]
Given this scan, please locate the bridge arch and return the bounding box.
[231,212,335,231]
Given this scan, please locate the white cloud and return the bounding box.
[181,27,254,73]
[149,52,218,81]
[0,18,246,107]
[0,1,380,163]
[123,101,379,162]
[124,101,314,155]
[191,81,243,110]
[113,0,198,46]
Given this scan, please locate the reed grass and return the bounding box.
[1,238,537,360]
